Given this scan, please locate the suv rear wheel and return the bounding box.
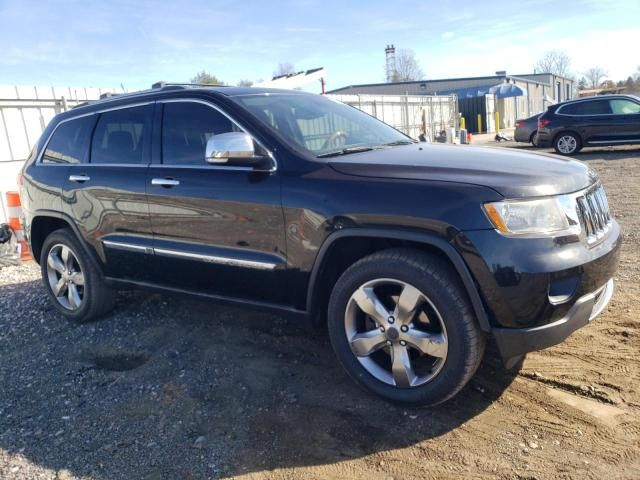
[554,132,582,155]
[327,248,485,406]
[41,229,115,322]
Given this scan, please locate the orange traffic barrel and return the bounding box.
[5,191,32,262]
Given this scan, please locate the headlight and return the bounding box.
[484,195,580,236]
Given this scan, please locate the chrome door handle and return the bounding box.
[151,178,180,187]
[69,174,90,183]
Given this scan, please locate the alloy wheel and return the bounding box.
[557,135,577,154]
[46,244,85,310]
[344,278,448,388]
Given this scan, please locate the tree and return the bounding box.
[577,77,587,90]
[237,79,254,87]
[533,50,572,77]
[625,76,636,89]
[634,66,640,82]
[390,49,425,82]
[274,63,295,77]
[584,67,607,89]
[190,71,223,85]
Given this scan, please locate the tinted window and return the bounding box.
[610,99,640,115]
[559,100,611,115]
[42,116,95,164]
[90,105,152,164]
[162,102,238,165]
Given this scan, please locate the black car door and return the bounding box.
[146,99,288,305]
[608,98,640,142]
[63,103,155,282]
[568,99,615,143]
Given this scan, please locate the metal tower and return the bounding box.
[385,44,396,82]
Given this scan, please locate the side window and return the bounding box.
[610,99,640,115]
[42,116,96,164]
[560,100,611,115]
[162,102,238,165]
[90,105,152,165]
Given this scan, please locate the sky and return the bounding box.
[0,0,638,93]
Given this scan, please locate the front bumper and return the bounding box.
[492,278,614,368]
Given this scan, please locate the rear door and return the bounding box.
[608,98,640,142]
[63,103,154,281]
[559,99,614,144]
[146,99,288,305]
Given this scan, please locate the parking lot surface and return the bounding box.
[1,146,638,480]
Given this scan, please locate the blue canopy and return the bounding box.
[440,82,527,99]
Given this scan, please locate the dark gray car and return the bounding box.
[514,113,541,146]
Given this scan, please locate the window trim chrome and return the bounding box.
[35,98,278,173]
[157,98,278,173]
[35,101,155,166]
[555,97,640,117]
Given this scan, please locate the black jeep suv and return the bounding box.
[19,85,620,405]
[536,94,640,155]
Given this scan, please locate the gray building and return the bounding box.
[328,72,574,132]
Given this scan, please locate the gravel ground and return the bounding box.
[0,145,638,480]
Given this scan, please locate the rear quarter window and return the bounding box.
[42,116,96,164]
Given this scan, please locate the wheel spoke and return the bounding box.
[61,246,73,270]
[70,272,85,286]
[352,287,390,325]
[67,284,82,309]
[394,284,422,325]
[349,330,387,357]
[53,278,67,296]
[391,344,416,388]
[47,253,65,274]
[404,330,447,358]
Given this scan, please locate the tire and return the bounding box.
[553,132,582,155]
[327,248,485,406]
[40,228,115,322]
[530,130,539,147]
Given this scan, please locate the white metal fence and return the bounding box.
[0,85,123,222]
[327,93,458,141]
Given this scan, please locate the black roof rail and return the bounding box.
[151,81,227,89]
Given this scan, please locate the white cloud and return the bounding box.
[442,31,455,40]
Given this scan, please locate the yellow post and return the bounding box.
[494,111,500,132]
[460,117,466,130]
[477,114,482,133]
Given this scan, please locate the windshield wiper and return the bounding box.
[380,140,417,146]
[317,146,377,158]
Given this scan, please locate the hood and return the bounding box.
[328,143,596,198]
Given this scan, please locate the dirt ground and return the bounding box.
[0,145,638,480]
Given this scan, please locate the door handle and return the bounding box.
[69,174,90,183]
[151,178,180,187]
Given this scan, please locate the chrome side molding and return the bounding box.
[101,238,278,270]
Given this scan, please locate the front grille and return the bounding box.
[576,184,612,245]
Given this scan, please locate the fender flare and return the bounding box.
[306,228,491,333]
[30,209,104,272]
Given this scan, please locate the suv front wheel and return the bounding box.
[327,248,485,406]
[41,229,115,322]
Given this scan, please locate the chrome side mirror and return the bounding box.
[205,132,264,165]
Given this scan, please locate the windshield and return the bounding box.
[233,93,413,157]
